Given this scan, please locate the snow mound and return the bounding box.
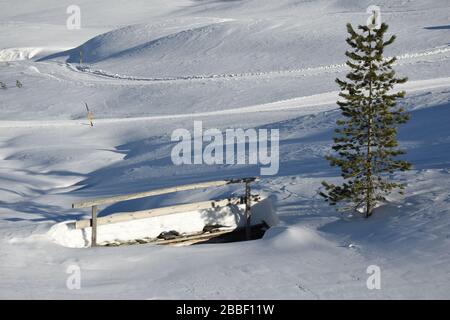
[41,18,349,77]
[39,18,231,66]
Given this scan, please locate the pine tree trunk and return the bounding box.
[365,30,373,218]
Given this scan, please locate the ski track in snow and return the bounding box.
[2,45,449,128]
[0,76,448,128]
[62,46,450,83]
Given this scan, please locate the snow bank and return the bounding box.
[0,47,74,62]
[0,47,43,61]
[48,196,277,248]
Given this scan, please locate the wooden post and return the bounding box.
[85,102,93,127]
[91,205,97,247]
[244,180,251,240]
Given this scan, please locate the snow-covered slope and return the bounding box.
[0,0,449,299]
[38,0,450,77]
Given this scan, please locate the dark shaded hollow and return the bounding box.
[193,222,270,245]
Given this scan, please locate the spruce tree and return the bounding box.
[320,22,411,217]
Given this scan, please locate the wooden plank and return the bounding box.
[91,205,97,247]
[75,197,242,229]
[71,179,255,209]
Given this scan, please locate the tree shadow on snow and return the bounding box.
[424,25,450,30]
[1,200,83,223]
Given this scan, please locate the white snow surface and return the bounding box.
[0,0,450,299]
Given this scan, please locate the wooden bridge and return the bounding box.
[71,177,259,247]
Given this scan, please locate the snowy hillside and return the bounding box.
[0,0,449,299]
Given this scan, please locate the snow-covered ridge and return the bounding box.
[39,18,233,63]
